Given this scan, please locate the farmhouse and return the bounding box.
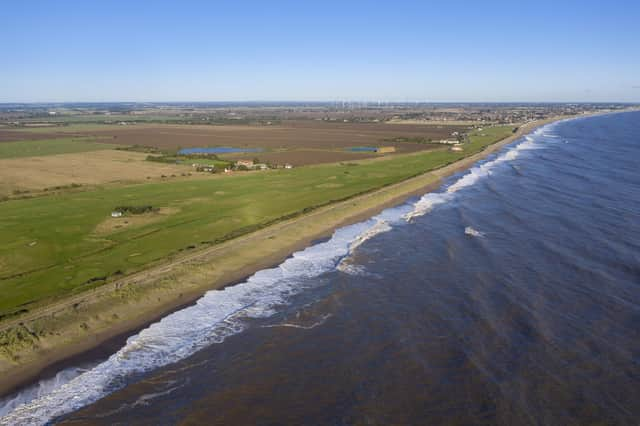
[236,160,254,168]
[192,163,215,172]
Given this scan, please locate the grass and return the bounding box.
[186,158,233,169]
[6,114,263,129]
[466,125,517,144]
[12,114,187,124]
[0,138,121,159]
[146,154,233,170]
[9,123,138,133]
[0,126,514,318]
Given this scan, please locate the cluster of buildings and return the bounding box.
[236,160,293,170]
[191,160,293,174]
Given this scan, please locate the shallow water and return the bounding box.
[347,146,378,152]
[2,112,640,425]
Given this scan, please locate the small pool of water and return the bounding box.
[178,147,263,155]
[347,146,378,152]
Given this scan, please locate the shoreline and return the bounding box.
[0,115,575,398]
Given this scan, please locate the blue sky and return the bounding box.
[2,0,639,102]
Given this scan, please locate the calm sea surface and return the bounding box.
[2,111,639,425]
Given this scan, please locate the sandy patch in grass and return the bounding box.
[93,207,180,235]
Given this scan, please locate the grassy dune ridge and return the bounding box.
[0,126,513,318]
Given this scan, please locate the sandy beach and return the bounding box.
[0,116,568,398]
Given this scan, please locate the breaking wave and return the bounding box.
[464,227,484,238]
[0,123,553,425]
[404,133,542,221]
[0,365,96,419]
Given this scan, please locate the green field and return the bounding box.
[466,125,516,144]
[186,158,233,168]
[11,114,187,124]
[0,126,514,318]
[146,154,233,169]
[8,123,136,133]
[0,138,121,159]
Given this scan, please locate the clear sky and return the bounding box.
[2,0,639,103]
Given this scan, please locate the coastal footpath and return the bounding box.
[0,116,569,396]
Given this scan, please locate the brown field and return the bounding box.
[0,120,467,168]
[0,150,197,195]
[90,121,466,150]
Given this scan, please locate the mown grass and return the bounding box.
[0,138,121,159]
[466,125,517,144]
[0,126,514,317]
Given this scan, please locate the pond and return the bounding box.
[347,146,378,152]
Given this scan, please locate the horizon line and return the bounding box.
[1,100,639,105]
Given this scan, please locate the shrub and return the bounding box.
[113,205,158,215]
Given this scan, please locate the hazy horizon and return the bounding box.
[2,0,639,103]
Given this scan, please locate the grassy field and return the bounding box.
[184,157,233,168]
[0,126,514,318]
[147,154,233,169]
[11,114,188,124]
[0,150,195,196]
[0,137,121,159]
[5,123,143,133]
[466,125,517,144]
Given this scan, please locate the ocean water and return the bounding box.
[2,111,639,425]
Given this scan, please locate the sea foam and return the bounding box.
[404,133,541,221]
[464,227,484,238]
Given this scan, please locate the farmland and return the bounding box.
[0,125,514,318]
[1,120,467,166]
[0,137,120,159]
[0,150,197,195]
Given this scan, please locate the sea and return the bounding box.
[1,111,639,425]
